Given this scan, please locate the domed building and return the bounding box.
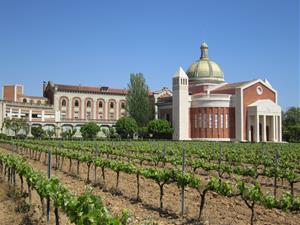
[187,42,224,84]
[157,42,282,142]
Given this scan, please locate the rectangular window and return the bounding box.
[203,114,207,128]
[220,114,224,128]
[194,114,197,128]
[209,113,212,128]
[225,113,228,128]
[198,114,202,128]
[215,114,218,128]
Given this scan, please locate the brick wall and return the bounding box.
[243,82,276,139]
[3,86,15,101]
[190,107,235,139]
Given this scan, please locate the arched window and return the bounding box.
[37,100,41,105]
[23,98,27,103]
[30,99,34,104]
[99,101,103,108]
[86,100,91,108]
[75,100,79,107]
[110,102,114,109]
[62,99,67,107]
[121,102,125,109]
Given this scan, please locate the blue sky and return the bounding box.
[0,0,299,110]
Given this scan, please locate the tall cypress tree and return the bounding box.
[126,73,153,126]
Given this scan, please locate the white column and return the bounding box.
[272,115,276,141]
[18,109,21,118]
[275,115,279,141]
[262,115,266,142]
[247,115,251,141]
[278,115,282,142]
[254,114,259,142]
[28,124,32,137]
[29,110,32,122]
[9,108,12,118]
[41,110,45,122]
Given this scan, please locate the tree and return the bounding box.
[46,128,56,139]
[31,126,45,139]
[2,117,28,137]
[283,107,300,127]
[126,73,154,126]
[61,128,76,140]
[80,122,100,139]
[147,119,173,139]
[283,107,300,142]
[116,117,138,138]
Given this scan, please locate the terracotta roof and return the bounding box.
[211,80,255,92]
[189,85,208,95]
[55,84,128,95]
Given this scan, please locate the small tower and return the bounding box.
[172,67,190,140]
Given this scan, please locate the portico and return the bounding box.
[247,99,281,142]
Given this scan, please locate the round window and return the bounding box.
[256,86,263,95]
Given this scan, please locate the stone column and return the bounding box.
[18,109,21,118]
[41,110,45,122]
[247,115,251,141]
[272,116,276,141]
[278,115,282,142]
[254,114,259,142]
[28,124,32,137]
[56,124,61,138]
[275,115,279,141]
[262,115,266,142]
[29,110,32,122]
[9,108,12,118]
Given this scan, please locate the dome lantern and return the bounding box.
[200,42,209,59]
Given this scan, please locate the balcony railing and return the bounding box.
[60,118,117,123]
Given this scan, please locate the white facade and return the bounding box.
[172,67,190,140]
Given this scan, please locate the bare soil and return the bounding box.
[1,147,299,225]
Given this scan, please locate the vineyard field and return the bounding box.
[0,139,299,225]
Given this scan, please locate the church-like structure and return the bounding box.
[157,42,282,142]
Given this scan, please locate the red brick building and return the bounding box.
[157,42,282,142]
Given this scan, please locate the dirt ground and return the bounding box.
[1,147,299,225]
[0,179,25,225]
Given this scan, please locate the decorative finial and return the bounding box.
[200,42,208,59]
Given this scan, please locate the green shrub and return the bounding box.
[31,126,45,139]
[116,117,138,138]
[80,122,100,139]
[0,133,8,140]
[147,119,173,139]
